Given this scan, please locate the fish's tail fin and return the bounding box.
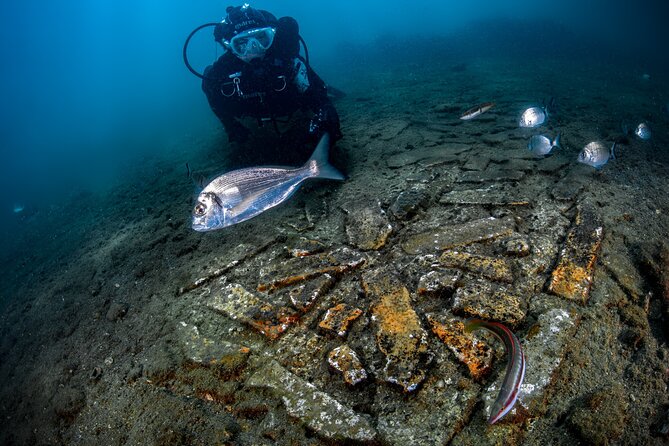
[553,132,562,149]
[306,133,345,181]
[610,142,617,160]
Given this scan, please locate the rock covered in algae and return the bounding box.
[452,279,526,326]
[246,359,376,442]
[363,270,431,392]
[439,250,515,283]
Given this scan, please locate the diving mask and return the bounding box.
[225,27,276,62]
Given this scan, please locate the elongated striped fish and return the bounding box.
[465,318,525,424]
[460,102,495,120]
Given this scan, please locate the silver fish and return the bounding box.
[518,106,547,128]
[577,141,616,169]
[192,134,344,231]
[634,122,651,140]
[528,133,561,157]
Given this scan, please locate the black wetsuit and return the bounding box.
[202,17,341,145]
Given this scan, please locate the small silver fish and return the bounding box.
[527,133,561,157]
[518,106,547,128]
[192,134,344,231]
[634,122,651,140]
[460,102,495,120]
[577,141,616,169]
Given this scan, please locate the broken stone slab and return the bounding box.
[318,303,363,337]
[287,273,336,313]
[427,314,493,380]
[246,359,376,442]
[208,284,299,341]
[536,155,570,173]
[548,203,604,303]
[402,216,515,255]
[363,270,432,392]
[452,279,527,326]
[462,154,490,171]
[389,184,429,220]
[343,201,393,250]
[456,169,525,183]
[417,269,463,297]
[439,185,530,207]
[327,345,368,386]
[284,237,326,258]
[177,321,250,369]
[417,154,463,168]
[373,360,479,446]
[440,250,515,283]
[480,308,579,421]
[386,144,469,168]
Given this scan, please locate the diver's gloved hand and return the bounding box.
[226,122,250,144]
[308,107,342,144]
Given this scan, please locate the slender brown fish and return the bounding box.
[465,318,525,424]
[460,102,495,120]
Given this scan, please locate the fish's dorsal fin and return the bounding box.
[304,133,345,181]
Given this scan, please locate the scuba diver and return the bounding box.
[193,4,342,149]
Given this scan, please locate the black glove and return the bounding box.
[308,106,342,143]
[226,121,250,144]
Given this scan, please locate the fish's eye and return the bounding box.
[194,203,207,216]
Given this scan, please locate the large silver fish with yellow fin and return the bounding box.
[192,133,344,231]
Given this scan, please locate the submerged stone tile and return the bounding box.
[373,360,479,446]
[327,345,368,386]
[246,359,376,442]
[427,314,493,380]
[318,303,363,337]
[288,273,336,313]
[439,186,530,207]
[389,185,429,220]
[387,146,465,168]
[256,256,365,293]
[440,250,515,283]
[177,321,251,368]
[209,284,299,340]
[452,279,526,326]
[417,269,463,297]
[343,201,393,250]
[462,154,490,171]
[548,203,604,303]
[457,169,525,183]
[481,308,579,421]
[402,216,515,255]
[284,237,326,258]
[363,270,431,392]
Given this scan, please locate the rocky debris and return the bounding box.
[548,203,604,303]
[602,248,645,302]
[440,250,515,283]
[567,383,628,445]
[504,308,579,418]
[209,284,299,341]
[389,184,429,220]
[451,279,527,326]
[318,303,363,337]
[343,201,393,250]
[457,168,525,183]
[246,359,377,442]
[106,301,129,322]
[177,321,250,370]
[439,186,530,207]
[417,269,463,297]
[427,314,493,380]
[363,270,432,392]
[402,216,516,255]
[386,145,469,169]
[327,344,368,385]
